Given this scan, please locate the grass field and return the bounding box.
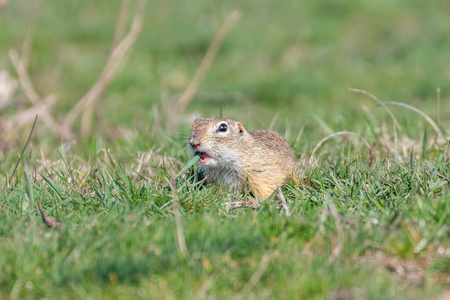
[0,1,449,299]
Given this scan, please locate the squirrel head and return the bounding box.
[189,118,247,167]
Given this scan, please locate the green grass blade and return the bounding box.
[22,160,33,213]
[177,153,201,177]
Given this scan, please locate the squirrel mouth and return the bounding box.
[198,152,211,165]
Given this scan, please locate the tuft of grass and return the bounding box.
[0,119,449,298]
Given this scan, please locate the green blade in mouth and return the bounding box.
[177,152,202,177]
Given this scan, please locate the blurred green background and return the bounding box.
[0,0,449,151]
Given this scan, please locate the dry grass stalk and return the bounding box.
[0,0,8,9]
[191,175,208,188]
[8,98,53,128]
[349,88,401,154]
[0,70,17,112]
[170,177,190,259]
[169,10,241,131]
[383,101,444,139]
[9,50,73,140]
[309,131,374,165]
[327,198,343,264]
[240,254,271,295]
[37,200,61,229]
[113,0,131,45]
[134,146,165,176]
[195,276,216,299]
[8,115,38,187]
[302,231,320,259]
[64,0,147,136]
[277,186,291,216]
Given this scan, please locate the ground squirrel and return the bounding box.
[189,118,296,199]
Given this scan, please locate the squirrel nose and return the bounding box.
[189,137,201,149]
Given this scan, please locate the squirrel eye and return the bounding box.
[217,123,227,132]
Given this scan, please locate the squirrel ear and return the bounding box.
[237,122,245,134]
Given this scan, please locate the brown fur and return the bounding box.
[189,118,295,199]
